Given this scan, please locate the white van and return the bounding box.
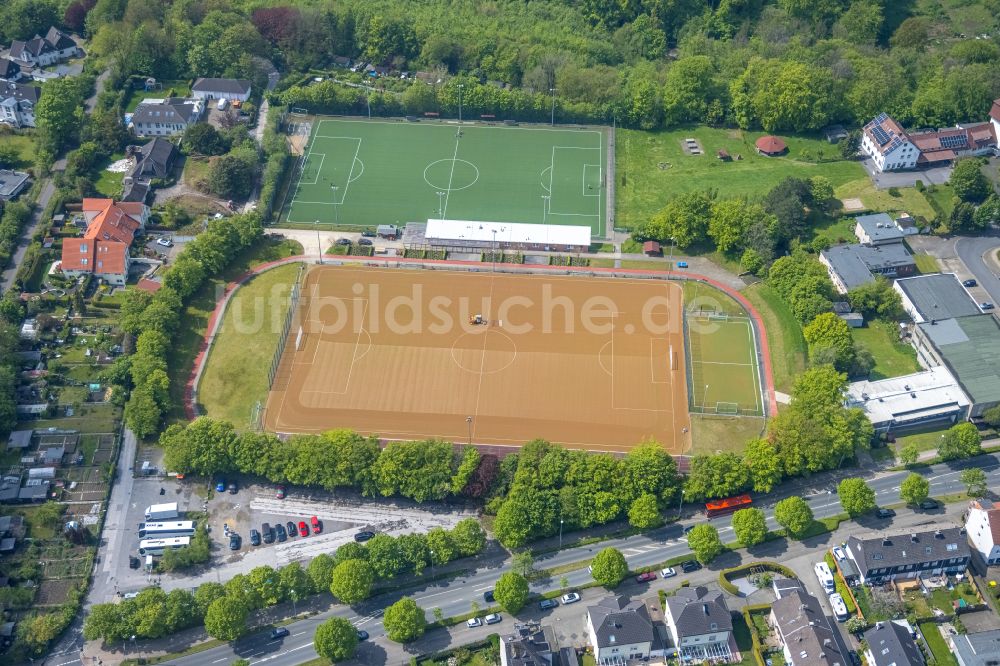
[216,98,228,111]
[829,592,850,621]
[814,561,835,594]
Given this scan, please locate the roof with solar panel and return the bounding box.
[863,113,911,154]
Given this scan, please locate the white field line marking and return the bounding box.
[442,136,461,219]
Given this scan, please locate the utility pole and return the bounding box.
[458,84,465,123]
[437,191,445,218]
[314,219,323,265]
[549,88,556,126]
[466,416,473,445]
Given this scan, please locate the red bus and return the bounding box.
[705,494,752,518]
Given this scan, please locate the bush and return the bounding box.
[915,180,925,192]
[719,561,796,595]
[888,187,901,197]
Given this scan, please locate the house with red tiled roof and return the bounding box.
[862,103,1000,173]
[966,499,1000,566]
[59,199,148,286]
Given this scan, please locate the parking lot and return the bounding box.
[99,475,477,600]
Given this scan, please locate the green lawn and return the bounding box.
[913,253,941,274]
[689,414,766,456]
[923,184,957,219]
[895,428,949,456]
[919,621,958,666]
[850,320,920,379]
[125,80,194,112]
[0,133,36,167]
[743,283,807,393]
[834,178,936,221]
[731,613,759,666]
[615,126,864,229]
[688,317,763,414]
[18,403,118,433]
[199,262,304,428]
[286,118,606,234]
[94,153,126,198]
[167,238,304,421]
[182,156,213,191]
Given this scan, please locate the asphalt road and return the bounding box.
[135,453,1000,666]
[955,235,1000,306]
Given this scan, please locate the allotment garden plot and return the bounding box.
[264,265,689,453]
[285,118,607,236]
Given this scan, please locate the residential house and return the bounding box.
[663,585,734,663]
[586,595,656,664]
[951,629,1000,666]
[130,97,204,137]
[0,58,22,83]
[819,242,917,294]
[965,499,1000,566]
[9,28,79,68]
[0,81,41,128]
[499,622,561,666]
[122,137,178,202]
[864,622,925,666]
[191,78,252,102]
[769,586,845,666]
[862,106,1000,173]
[862,113,920,171]
[60,198,148,286]
[0,169,30,201]
[854,213,905,246]
[845,528,971,585]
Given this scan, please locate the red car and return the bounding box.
[635,572,657,583]
[298,521,308,537]
[276,485,286,499]
[311,515,322,534]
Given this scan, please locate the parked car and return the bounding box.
[297,521,309,537]
[981,302,995,311]
[538,599,559,610]
[560,593,581,604]
[336,237,352,246]
[250,529,261,546]
[876,508,896,519]
[129,556,141,569]
[215,480,226,492]
[275,523,287,542]
[286,520,297,537]
[311,515,322,533]
[155,237,173,247]
[276,485,286,499]
[361,230,376,237]
[677,261,688,268]
[262,523,274,544]
[227,481,238,494]
[483,590,495,603]
[681,560,702,573]
[358,238,373,246]
[919,499,940,510]
[356,630,369,641]
[354,530,375,542]
[467,617,483,628]
[484,613,502,625]
[661,567,677,578]
[635,572,657,583]
[963,279,978,287]
[829,593,850,621]
[229,534,241,550]
[832,547,846,561]
[270,627,289,640]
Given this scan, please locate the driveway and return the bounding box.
[955,235,1000,305]
[861,159,953,190]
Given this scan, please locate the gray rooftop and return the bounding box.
[192,78,251,94]
[855,213,904,244]
[6,430,32,449]
[952,630,1000,666]
[918,314,1000,405]
[132,98,201,124]
[864,622,924,666]
[771,589,845,666]
[847,527,970,577]
[896,274,980,321]
[665,586,732,638]
[587,596,654,648]
[0,169,29,198]
[821,243,914,291]
[501,623,557,666]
